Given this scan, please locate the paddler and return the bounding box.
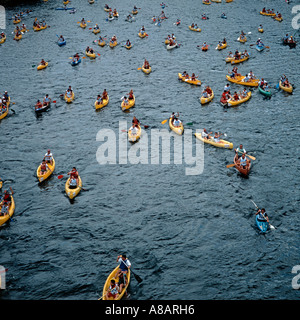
[143,59,150,69]
[0,187,13,206]
[40,59,47,66]
[255,208,270,224]
[96,94,103,105]
[35,100,43,110]
[235,144,246,157]
[128,89,134,100]
[105,279,119,300]
[67,167,79,185]
[43,94,51,106]
[39,160,49,175]
[201,128,212,140]
[237,153,250,168]
[115,254,131,278]
[213,132,222,143]
[44,149,53,165]
[102,89,108,100]
[132,116,140,126]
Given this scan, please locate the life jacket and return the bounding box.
[109,284,118,295]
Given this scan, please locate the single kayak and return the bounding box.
[256,215,268,233]
[14,34,22,41]
[0,195,15,226]
[194,133,233,149]
[142,65,151,74]
[95,96,109,110]
[65,176,82,200]
[166,43,178,50]
[102,265,131,300]
[258,86,272,97]
[138,32,147,38]
[98,40,106,47]
[109,40,118,48]
[0,36,6,44]
[169,118,184,135]
[37,62,48,70]
[58,39,66,46]
[37,158,55,183]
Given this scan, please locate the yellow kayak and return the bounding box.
[202,0,211,4]
[37,158,55,183]
[95,96,109,110]
[0,195,15,226]
[13,19,21,24]
[98,40,106,47]
[169,118,184,135]
[132,10,138,15]
[225,75,259,87]
[225,53,241,63]
[125,44,132,49]
[260,11,276,16]
[80,22,87,29]
[0,181,2,190]
[138,32,147,38]
[189,26,201,32]
[86,51,96,59]
[178,73,201,86]
[121,95,135,111]
[109,40,118,48]
[200,89,214,104]
[33,25,47,31]
[0,106,9,120]
[65,176,82,200]
[93,28,100,34]
[102,265,131,300]
[274,16,283,22]
[64,91,75,103]
[216,42,227,50]
[142,65,151,74]
[279,81,293,93]
[258,28,264,33]
[227,91,252,107]
[128,125,142,142]
[231,55,249,64]
[0,36,6,44]
[14,34,22,41]
[195,133,233,149]
[237,35,247,43]
[37,62,48,70]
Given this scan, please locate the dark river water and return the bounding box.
[0,0,299,300]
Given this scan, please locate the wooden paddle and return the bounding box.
[226,163,236,168]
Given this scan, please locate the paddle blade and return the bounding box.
[161,119,168,124]
[226,163,236,168]
[57,175,64,179]
[246,154,256,161]
[137,67,142,70]
[133,272,142,283]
